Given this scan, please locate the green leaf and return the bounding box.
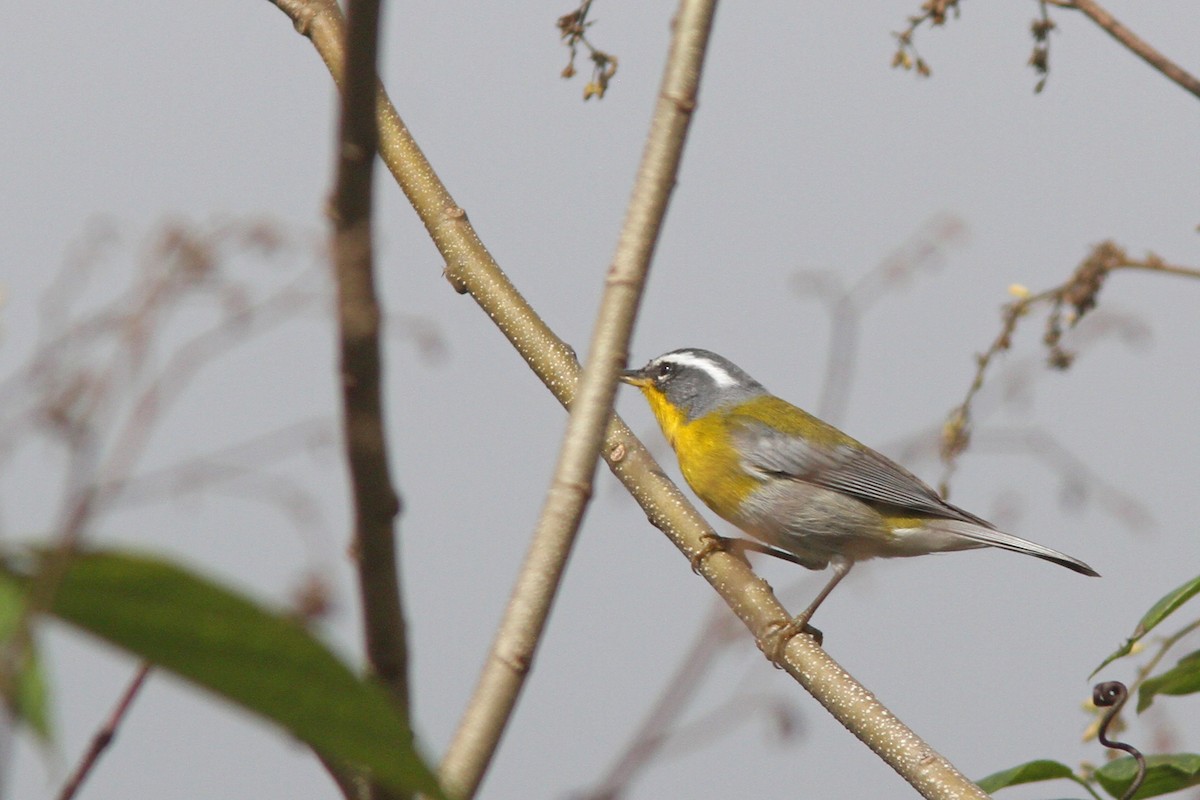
[1094,753,1200,799]
[0,571,52,740]
[13,549,441,797]
[976,759,1077,793]
[1137,649,1200,712]
[1093,574,1200,677]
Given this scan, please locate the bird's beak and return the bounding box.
[619,367,650,387]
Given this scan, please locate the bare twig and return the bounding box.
[269,3,991,797]
[57,664,152,800]
[940,241,1200,489]
[972,427,1153,533]
[1048,0,1200,101]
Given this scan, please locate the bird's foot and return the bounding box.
[689,533,731,574]
[764,614,823,664]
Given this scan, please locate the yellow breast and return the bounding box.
[638,386,760,523]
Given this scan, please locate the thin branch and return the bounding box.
[438,3,715,796]
[1051,0,1200,101]
[57,664,151,800]
[269,3,990,797]
[940,241,1200,490]
[328,2,413,799]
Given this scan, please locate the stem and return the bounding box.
[329,0,412,796]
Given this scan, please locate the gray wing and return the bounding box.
[729,415,990,526]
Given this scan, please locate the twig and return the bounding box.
[940,241,1200,490]
[891,0,963,78]
[328,1,413,798]
[268,3,991,797]
[1088,617,1200,743]
[57,663,152,800]
[556,0,618,99]
[1049,0,1200,101]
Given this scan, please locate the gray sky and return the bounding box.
[4,2,1199,798]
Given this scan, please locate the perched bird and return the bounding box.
[620,347,1098,641]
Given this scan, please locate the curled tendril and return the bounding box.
[1093,681,1146,800]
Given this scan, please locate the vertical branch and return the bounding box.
[435,3,718,797]
[330,0,411,773]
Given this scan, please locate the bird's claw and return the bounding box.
[689,533,729,574]
[764,615,823,664]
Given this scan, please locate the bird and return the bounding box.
[619,347,1098,645]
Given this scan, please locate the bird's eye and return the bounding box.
[656,362,675,380]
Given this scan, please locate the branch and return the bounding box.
[327,2,414,799]
[1053,0,1200,101]
[57,664,151,800]
[269,3,989,797]
[940,241,1200,488]
[436,2,715,796]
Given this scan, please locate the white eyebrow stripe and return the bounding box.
[657,351,738,388]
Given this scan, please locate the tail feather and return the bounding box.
[937,521,1099,577]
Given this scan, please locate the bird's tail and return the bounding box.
[934,521,1099,577]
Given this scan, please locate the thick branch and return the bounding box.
[269,2,988,797]
[328,1,412,798]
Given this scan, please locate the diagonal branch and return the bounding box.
[268,2,988,797]
[1051,0,1200,100]
[56,664,152,800]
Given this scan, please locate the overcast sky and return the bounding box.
[4,2,1199,798]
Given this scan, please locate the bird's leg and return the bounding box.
[690,535,820,573]
[730,539,825,569]
[767,558,853,661]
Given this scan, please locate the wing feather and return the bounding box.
[729,415,988,526]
